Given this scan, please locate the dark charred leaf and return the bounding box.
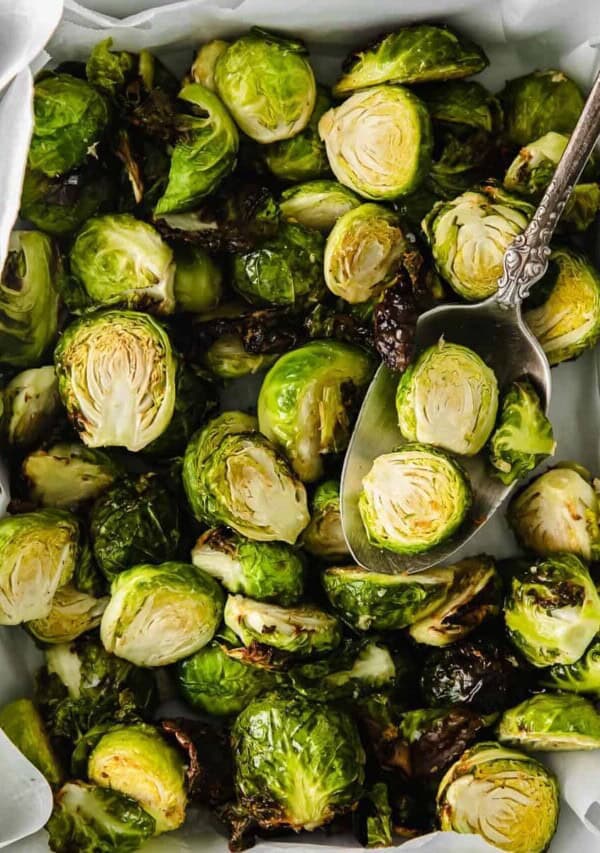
[373,281,419,372]
[304,303,374,350]
[160,718,234,806]
[404,706,488,780]
[215,802,258,852]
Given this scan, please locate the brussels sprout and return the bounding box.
[423,186,534,300]
[500,69,585,147]
[2,365,61,448]
[408,556,502,646]
[46,781,155,853]
[542,634,600,696]
[23,443,121,510]
[507,465,600,559]
[428,129,501,200]
[420,80,502,132]
[90,473,180,580]
[54,310,177,452]
[399,706,488,781]
[192,527,304,604]
[173,244,222,313]
[258,340,374,482]
[0,230,61,367]
[183,411,309,543]
[505,553,600,667]
[232,222,325,308]
[334,25,488,95]
[233,692,365,830]
[264,86,331,182]
[396,340,498,455]
[85,38,135,95]
[28,73,109,177]
[144,365,216,457]
[421,638,527,714]
[354,783,393,849]
[323,204,408,304]
[188,40,229,91]
[498,693,600,751]
[319,86,433,200]
[27,584,108,645]
[224,594,341,656]
[204,333,278,378]
[280,180,361,233]
[214,29,316,143]
[0,509,80,625]
[436,741,559,853]
[524,247,600,365]
[88,723,187,834]
[302,479,350,562]
[69,214,175,314]
[489,380,555,485]
[0,698,62,786]
[177,641,275,716]
[359,444,471,554]
[322,565,452,631]
[101,562,223,666]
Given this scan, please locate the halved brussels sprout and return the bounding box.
[396,339,498,455]
[322,565,452,631]
[233,692,364,830]
[214,29,316,143]
[504,553,600,667]
[359,443,471,554]
[489,380,555,485]
[204,333,278,378]
[69,214,175,314]
[232,222,325,308]
[302,479,350,562]
[0,698,62,786]
[507,465,600,559]
[498,693,600,751]
[101,562,223,667]
[192,527,304,605]
[436,741,559,853]
[354,783,393,849]
[319,85,433,200]
[88,723,187,834]
[173,244,222,313]
[280,180,361,233]
[258,340,375,482]
[155,83,239,215]
[500,69,585,147]
[324,204,408,303]
[23,443,121,510]
[524,247,600,365]
[264,86,331,182]
[177,641,275,717]
[0,230,61,367]
[0,509,80,625]
[423,186,534,301]
[28,73,109,177]
[183,411,309,543]
[224,594,341,656]
[2,365,61,448]
[542,635,600,697]
[408,556,502,646]
[420,80,502,132]
[46,781,155,852]
[188,40,229,91]
[27,584,108,644]
[333,25,488,96]
[54,310,177,452]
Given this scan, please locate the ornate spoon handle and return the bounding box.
[496,69,600,307]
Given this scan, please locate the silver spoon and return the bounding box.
[341,69,600,575]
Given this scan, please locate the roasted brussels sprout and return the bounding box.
[0,698,62,786]
[264,86,331,182]
[436,742,559,853]
[423,186,534,300]
[46,781,155,852]
[173,244,222,313]
[27,584,108,644]
[542,634,600,696]
[203,333,278,378]
[232,692,364,830]
[54,310,177,452]
[69,214,175,314]
[498,693,600,751]
[183,411,309,543]
[399,706,488,781]
[359,444,471,554]
[100,562,223,666]
[504,553,600,666]
[192,527,304,605]
[427,128,501,200]
[322,565,453,631]
[258,340,374,481]
[188,40,229,91]
[23,443,121,510]
[0,230,61,367]
[333,25,488,95]
[224,594,341,656]
[302,479,350,562]
[354,783,393,849]
[319,85,433,200]
[88,723,187,834]
[420,80,502,132]
[28,73,109,176]
[507,464,600,559]
[280,179,361,232]
[214,29,316,143]
[489,380,555,485]
[2,365,61,448]
[500,69,585,147]
[396,340,498,455]
[524,247,600,365]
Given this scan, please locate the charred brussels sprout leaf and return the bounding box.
[160,717,234,806]
[232,692,364,831]
[27,584,108,644]
[302,479,350,562]
[188,40,229,91]
[2,365,61,448]
[500,69,585,147]
[354,783,393,849]
[542,634,600,697]
[173,244,222,313]
[264,85,331,182]
[280,179,361,233]
[420,80,502,132]
[23,443,121,510]
[0,698,62,786]
[498,693,600,751]
[399,707,488,781]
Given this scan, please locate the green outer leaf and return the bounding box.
[542,634,600,696]
[420,80,502,132]
[498,693,600,751]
